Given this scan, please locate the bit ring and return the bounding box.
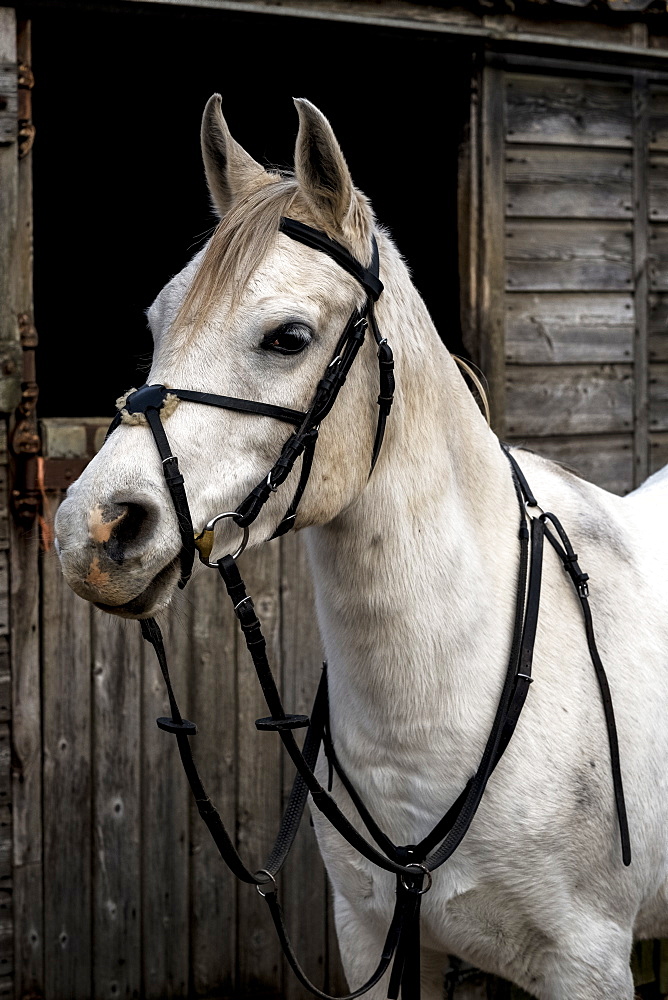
[195,511,249,567]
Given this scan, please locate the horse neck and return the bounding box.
[305,263,521,771]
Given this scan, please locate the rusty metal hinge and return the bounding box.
[10,314,41,527]
[17,61,34,159]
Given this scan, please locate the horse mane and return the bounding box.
[453,356,490,425]
[174,173,301,333]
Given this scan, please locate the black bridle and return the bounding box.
[107,217,393,588]
[106,218,630,1000]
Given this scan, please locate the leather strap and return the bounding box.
[171,388,305,426]
[279,218,383,302]
[143,406,196,588]
[541,510,631,866]
[504,449,631,867]
[140,616,330,884]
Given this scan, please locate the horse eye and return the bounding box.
[261,323,312,355]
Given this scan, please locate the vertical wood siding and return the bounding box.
[468,62,668,998]
[9,54,668,1000]
[649,85,668,474]
[31,441,340,999]
[502,70,641,495]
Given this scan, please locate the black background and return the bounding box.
[31,4,470,415]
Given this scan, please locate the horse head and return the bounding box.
[54,96,396,617]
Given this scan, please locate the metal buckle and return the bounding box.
[194,511,249,567]
[400,863,433,895]
[525,501,545,520]
[255,869,277,896]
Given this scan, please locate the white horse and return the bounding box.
[54,95,668,1000]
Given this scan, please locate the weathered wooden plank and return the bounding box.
[92,611,141,1000]
[41,505,93,999]
[505,74,633,148]
[649,432,668,473]
[659,936,668,992]
[649,223,668,291]
[631,939,655,986]
[633,74,649,487]
[0,466,8,554]
[505,364,633,437]
[0,552,8,642]
[188,566,237,998]
[458,61,479,362]
[649,154,668,221]
[10,17,42,992]
[649,86,668,151]
[506,147,633,219]
[0,808,10,886]
[647,363,668,432]
[280,533,328,1000]
[505,293,633,364]
[480,65,506,435]
[0,640,8,729]
[0,889,12,980]
[8,14,37,976]
[505,221,633,292]
[511,435,633,495]
[141,600,190,998]
[0,729,9,840]
[648,294,668,360]
[0,7,20,413]
[236,543,284,995]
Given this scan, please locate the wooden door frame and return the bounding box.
[1,9,42,1000]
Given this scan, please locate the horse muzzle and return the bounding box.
[54,493,182,616]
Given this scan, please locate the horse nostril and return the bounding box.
[88,501,152,565]
[112,503,149,547]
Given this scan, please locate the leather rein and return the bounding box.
[106,217,630,1000]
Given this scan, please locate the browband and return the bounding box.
[279,218,383,302]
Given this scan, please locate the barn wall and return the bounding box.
[495,68,638,492]
[471,62,668,497]
[458,56,668,997]
[4,7,668,999]
[33,418,344,1000]
[649,84,668,474]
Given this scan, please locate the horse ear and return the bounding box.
[293,98,355,231]
[201,94,266,217]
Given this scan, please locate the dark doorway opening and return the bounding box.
[31,3,471,416]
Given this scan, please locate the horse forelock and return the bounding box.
[172,173,376,343]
